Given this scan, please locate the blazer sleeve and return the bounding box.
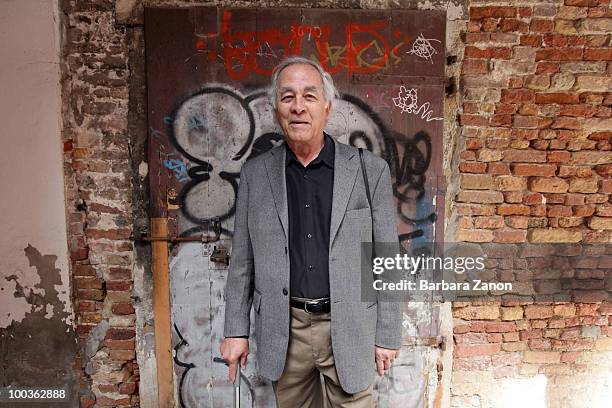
[223,165,255,338]
[370,159,403,350]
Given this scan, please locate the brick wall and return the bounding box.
[452,1,611,406]
[60,0,141,406]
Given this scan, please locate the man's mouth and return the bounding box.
[290,121,310,126]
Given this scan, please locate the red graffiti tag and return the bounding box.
[196,11,406,80]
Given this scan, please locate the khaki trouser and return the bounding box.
[272,304,374,408]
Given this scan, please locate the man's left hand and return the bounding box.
[375,346,400,376]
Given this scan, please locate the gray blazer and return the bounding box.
[223,138,402,394]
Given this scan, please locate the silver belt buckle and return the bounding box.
[304,301,318,314]
[304,298,328,314]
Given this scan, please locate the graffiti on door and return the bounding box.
[146,7,446,407]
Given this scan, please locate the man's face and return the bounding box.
[275,64,331,145]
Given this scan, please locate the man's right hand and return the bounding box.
[220,337,249,383]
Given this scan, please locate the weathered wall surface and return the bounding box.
[55,0,611,407]
[0,0,78,403]
[60,0,143,406]
[451,1,612,407]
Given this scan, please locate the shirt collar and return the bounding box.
[285,133,335,169]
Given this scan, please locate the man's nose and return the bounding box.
[290,96,305,113]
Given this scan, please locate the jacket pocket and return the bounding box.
[345,207,372,219]
[253,289,261,313]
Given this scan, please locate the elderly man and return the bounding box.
[221,56,401,407]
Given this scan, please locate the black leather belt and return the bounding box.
[290,298,331,314]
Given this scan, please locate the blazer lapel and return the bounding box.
[329,140,359,247]
[265,144,288,240]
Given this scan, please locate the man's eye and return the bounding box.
[281,95,293,101]
[305,94,316,100]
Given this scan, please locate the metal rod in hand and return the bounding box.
[234,365,241,408]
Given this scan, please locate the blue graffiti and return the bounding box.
[188,113,208,131]
[163,159,190,182]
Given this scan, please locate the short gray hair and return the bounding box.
[269,56,339,109]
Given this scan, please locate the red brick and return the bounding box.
[78,301,97,312]
[77,324,95,336]
[535,48,583,61]
[74,264,96,276]
[470,6,517,19]
[525,305,554,319]
[530,19,554,32]
[104,338,136,350]
[460,162,487,173]
[76,276,104,290]
[106,281,133,291]
[600,179,612,193]
[460,114,488,126]
[98,384,118,393]
[518,7,532,18]
[547,151,571,163]
[487,163,511,175]
[112,303,135,315]
[494,229,527,243]
[512,129,540,140]
[595,164,612,177]
[490,114,513,127]
[520,329,543,340]
[454,343,501,357]
[457,229,494,242]
[500,18,528,32]
[524,192,545,204]
[503,149,547,163]
[565,0,599,6]
[106,328,136,340]
[520,34,542,47]
[560,104,598,117]
[108,267,132,280]
[535,93,580,104]
[501,89,535,103]
[498,204,531,216]
[584,48,612,60]
[512,163,557,176]
[77,289,105,301]
[460,150,476,160]
[574,205,596,217]
[588,131,611,141]
[548,205,573,217]
[462,59,488,75]
[495,103,518,115]
[455,204,496,216]
[536,62,560,74]
[464,46,513,59]
[551,117,582,129]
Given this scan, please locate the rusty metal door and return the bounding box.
[145,7,446,407]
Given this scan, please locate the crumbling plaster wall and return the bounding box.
[0,0,78,403]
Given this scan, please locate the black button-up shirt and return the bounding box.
[286,134,334,299]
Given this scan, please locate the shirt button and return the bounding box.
[308,265,313,271]
[307,233,312,239]
[305,204,310,208]
[282,288,288,296]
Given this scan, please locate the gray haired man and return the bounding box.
[221,56,402,407]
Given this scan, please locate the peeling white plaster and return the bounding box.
[0,264,45,328]
[447,1,464,21]
[0,0,73,328]
[138,160,148,178]
[45,303,54,319]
